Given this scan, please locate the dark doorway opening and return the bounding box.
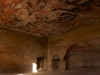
[64,57,69,70]
[52,55,60,71]
[37,57,44,70]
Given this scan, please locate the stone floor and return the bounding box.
[0,71,100,75]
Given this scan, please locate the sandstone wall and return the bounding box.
[48,22,100,71]
[0,28,47,73]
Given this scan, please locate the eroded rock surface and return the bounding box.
[0,0,100,36]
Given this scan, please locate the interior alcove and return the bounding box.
[64,43,100,71]
[52,55,60,71]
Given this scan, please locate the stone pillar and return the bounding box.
[47,40,52,71]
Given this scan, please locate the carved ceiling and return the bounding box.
[0,0,100,37]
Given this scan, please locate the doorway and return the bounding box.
[37,57,44,70]
[52,55,60,71]
[64,56,69,70]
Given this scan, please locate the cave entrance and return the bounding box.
[52,55,60,71]
[37,57,44,70]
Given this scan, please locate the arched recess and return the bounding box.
[64,43,99,71]
[52,55,60,71]
[37,57,44,70]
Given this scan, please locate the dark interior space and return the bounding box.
[0,0,100,75]
[37,57,44,70]
[52,55,60,71]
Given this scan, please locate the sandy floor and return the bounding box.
[0,71,100,75]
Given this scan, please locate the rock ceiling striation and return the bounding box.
[0,0,100,37]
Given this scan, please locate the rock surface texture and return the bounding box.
[47,23,100,71]
[0,28,47,73]
[0,0,100,37]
